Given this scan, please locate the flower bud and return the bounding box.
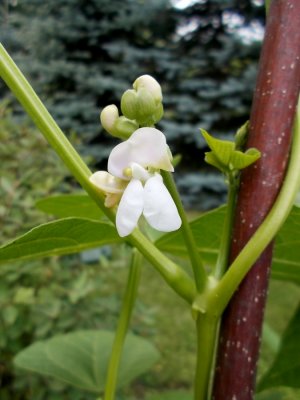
[100,105,119,132]
[133,75,162,103]
[121,90,138,120]
[135,88,157,123]
[100,104,138,140]
[121,75,164,126]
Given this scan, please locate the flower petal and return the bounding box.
[131,162,151,182]
[116,179,144,237]
[143,174,181,232]
[89,171,127,194]
[108,128,174,179]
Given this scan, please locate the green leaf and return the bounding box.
[155,205,300,285]
[230,148,261,170]
[258,305,300,391]
[155,206,225,266]
[201,129,260,173]
[0,218,121,264]
[14,329,160,393]
[255,388,300,400]
[201,129,235,168]
[204,152,225,171]
[36,193,104,220]
[271,206,300,284]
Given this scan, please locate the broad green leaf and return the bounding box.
[258,305,300,391]
[36,193,104,220]
[0,218,121,264]
[146,390,192,400]
[255,388,300,400]
[155,206,225,265]
[155,205,300,285]
[14,329,160,393]
[271,206,300,284]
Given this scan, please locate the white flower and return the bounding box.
[89,127,181,237]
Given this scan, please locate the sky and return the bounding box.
[171,0,265,44]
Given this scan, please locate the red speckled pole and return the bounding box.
[212,1,300,399]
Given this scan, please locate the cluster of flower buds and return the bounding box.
[100,75,164,140]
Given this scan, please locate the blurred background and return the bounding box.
[1,0,266,209]
[5,2,298,400]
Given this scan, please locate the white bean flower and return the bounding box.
[89,127,182,237]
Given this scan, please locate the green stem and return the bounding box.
[194,314,219,400]
[161,171,207,292]
[104,249,142,400]
[0,43,195,303]
[265,0,272,15]
[207,99,300,316]
[214,174,238,280]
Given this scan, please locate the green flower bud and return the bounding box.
[153,103,164,124]
[121,89,138,120]
[135,88,157,123]
[121,75,164,126]
[133,74,162,103]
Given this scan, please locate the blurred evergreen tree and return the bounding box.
[1,0,265,209]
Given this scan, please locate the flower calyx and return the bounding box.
[100,104,138,140]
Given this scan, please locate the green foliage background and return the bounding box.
[4,2,299,400]
[0,0,265,209]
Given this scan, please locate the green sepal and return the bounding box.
[113,116,138,139]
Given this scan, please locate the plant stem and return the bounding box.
[161,171,207,292]
[194,314,219,400]
[265,0,272,15]
[104,249,142,400]
[212,0,300,394]
[0,43,195,303]
[208,98,300,316]
[214,174,238,280]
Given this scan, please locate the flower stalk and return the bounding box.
[161,170,207,292]
[104,249,142,400]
